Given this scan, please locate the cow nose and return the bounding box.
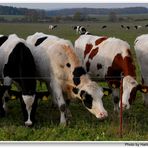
[25,120,33,127]
[119,101,130,110]
[122,103,130,110]
[96,112,108,120]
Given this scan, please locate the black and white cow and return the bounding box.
[73,26,91,35]
[126,26,130,30]
[102,25,107,29]
[73,26,87,35]
[49,25,57,30]
[74,35,148,111]
[121,25,125,29]
[0,34,37,126]
[134,25,142,29]
[26,32,111,125]
[134,34,148,106]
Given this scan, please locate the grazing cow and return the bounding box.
[102,25,107,29]
[134,25,142,29]
[134,26,138,29]
[0,34,37,126]
[73,26,91,35]
[26,32,111,125]
[73,26,87,35]
[138,25,142,29]
[75,35,148,111]
[49,25,57,30]
[134,34,148,106]
[126,26,130,30]
[121,25,124,28]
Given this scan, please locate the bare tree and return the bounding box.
[108,11,118,22]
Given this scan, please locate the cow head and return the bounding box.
[119,75,148,110]
[73,26,77,30]
[119,76,138,109]
[77,81,112,120]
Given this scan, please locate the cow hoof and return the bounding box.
[114,109,119,114]
[59,122,67,127]
[25,120,33,127]
[113,104,119,112]
[66,118,71,125]
[65,111,72,120]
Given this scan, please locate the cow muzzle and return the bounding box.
[96,111,108,120]
[119,101,130,110]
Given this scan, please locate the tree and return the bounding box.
[73,11,82,21]
[108,11,118,22]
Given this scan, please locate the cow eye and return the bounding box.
[80,90,85,98]
[83,93,93,109]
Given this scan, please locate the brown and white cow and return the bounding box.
[75,34,147,111]
[134,34,148,106]
[26,33,111,125]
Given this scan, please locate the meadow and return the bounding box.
[0,20,148,141]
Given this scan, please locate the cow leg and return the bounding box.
[0,76,12,116]
[50,78,67,125]
[142,78,148,106]
[112,88,120,112]
[0,87,5,117]
[142,83,148,106]
[142,93,148,106]
[65,100,72,121]
[2,88,10,112]
[21,94,37,127]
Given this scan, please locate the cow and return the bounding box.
[26,32,111,125]
[73,26,87,35]
[126,26,130,30]
[134,25,142,29]
[121,25,124,28]
[0,34,37,126]
[49,25,57,30]
[134,34,148,106]
[74,35,148,111]
[102,25,107,29]
[145,24,148,28]
[73,26,91,35]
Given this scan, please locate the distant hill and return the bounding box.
[0,5,148,16]
[47,7,148,16]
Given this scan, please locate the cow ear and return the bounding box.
[137,84,148,93]
[103,87,112,96]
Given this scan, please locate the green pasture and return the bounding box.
[0,15,25,21]
[0,21,148,141]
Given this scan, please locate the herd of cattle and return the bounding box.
[49,24,148,32]
[0,25,148,127]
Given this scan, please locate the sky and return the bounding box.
[1,3,148,10]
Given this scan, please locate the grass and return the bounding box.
[0,19,148,141]
[0,15,25,21]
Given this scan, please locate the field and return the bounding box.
[0,20,148,141]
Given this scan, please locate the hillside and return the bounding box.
[0,5,148,16]
[47,7,148,16]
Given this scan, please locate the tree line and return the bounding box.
[0,5,148,23]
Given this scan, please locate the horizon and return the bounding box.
[1,3,148,10]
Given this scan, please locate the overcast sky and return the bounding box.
[1,3,148,10]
